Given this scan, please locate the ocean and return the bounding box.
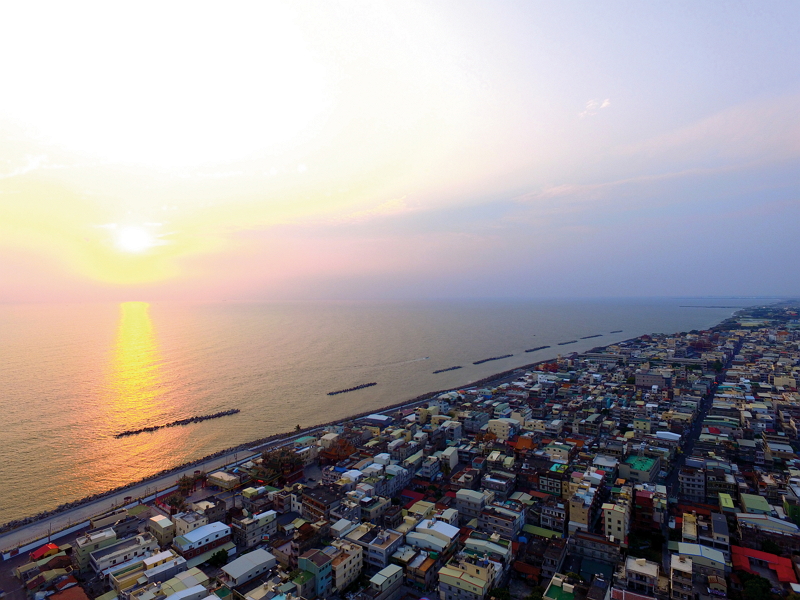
[0,297,774,523]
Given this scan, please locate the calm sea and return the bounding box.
[0,297,774,523]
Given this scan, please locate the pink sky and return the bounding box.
[1,2,799,302]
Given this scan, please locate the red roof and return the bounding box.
[30,543,59,561]
[50,586,91,600]
[56,576,78,590]
[513,561,541,577]
[707,426,721,435]
[731,545,798,583]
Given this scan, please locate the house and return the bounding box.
[172,523,232,560]
[298,548,333,599]
[221,548,277,587]
[438,554,496,600]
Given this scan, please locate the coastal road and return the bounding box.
[0,378,458,557]
[0,390,433,557]
[0,448,259,556]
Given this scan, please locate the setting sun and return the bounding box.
[116,226,155,254]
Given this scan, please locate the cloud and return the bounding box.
[338,196,417,223]
[0,154,46,179]
[623,92,800,164]
[579,98,611,118]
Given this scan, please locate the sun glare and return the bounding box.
[116,226,154,253]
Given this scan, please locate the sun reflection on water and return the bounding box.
[81,302,196,492]
[106,301,165,436]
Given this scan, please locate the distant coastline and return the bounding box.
[0,306,754,537]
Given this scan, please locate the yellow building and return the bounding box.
[147,515,176,548]
[438,555,496,600]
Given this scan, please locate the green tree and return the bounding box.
[178,475,194,496]
[207,549,229,568]
[742,575,771,600]
[565,571,585,583]
[489,589,511,600]
[712,360,724,373]
[166,494,186,512]
[525,586,545,600]
[761,539,782,555]
[295,424,301,431]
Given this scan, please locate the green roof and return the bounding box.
[719,493,735,509]
[293,570,314,585]
[741,493,772,514]
[127,504,149,517]
[625,455,656,471]
[523,525,562,539]
[545,581,575,600]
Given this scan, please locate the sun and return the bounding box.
[116,226,155,253]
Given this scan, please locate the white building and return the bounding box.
[221,549,276,587]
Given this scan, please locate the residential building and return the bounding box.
[330,540,363,592]
[346,524,404,571]
[456,489,486,526]
[231,510,277,549]
[73,528,117,573]
[89,533,158,574]
[670,555,693,600]
[299,548,333,599]
[438,554,496,600]
[172,522,232,560]
[147,516,176,548]
[221,548,277,587]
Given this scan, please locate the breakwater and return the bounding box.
[327,382,377,396]
[114,409,241,439]
[473,354,513,365]
[580,334,603,339]
[557,340,578,345]
[525,345,550,353]
[1,308,746,538]
[610,330,623,333]
[433,366,462,374]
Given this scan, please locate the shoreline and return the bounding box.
[0,307,750,545]
[0,355,555,538]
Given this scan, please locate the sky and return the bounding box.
[1,1,799,302]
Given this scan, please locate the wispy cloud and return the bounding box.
[579,98,611,118]
[338,196,417,224]
[0,155,46,179]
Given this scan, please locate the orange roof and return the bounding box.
[515,437,534,450]
[51,586,90,600]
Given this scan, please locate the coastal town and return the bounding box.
[4,304,800,600]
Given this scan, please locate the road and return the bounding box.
[660,339,741,575]
[0,449,261,556]
[0,391,440,558]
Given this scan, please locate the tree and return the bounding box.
[295,424,301,431]
[166,494,186,513]
[489,588,511,600]
[525,586,545,600]
[178,475,194,496]
[207,549,229,568]
[712,360,724,373]
[761,539,782,555]
[565,571,585,583]
[743,576,771,600]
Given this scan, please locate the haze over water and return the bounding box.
[0,297,776,524]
